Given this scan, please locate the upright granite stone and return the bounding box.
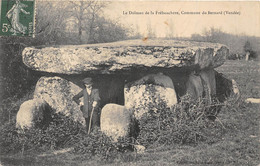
[16,98,51,129]
[100,104,132,142]
[126,72,175,89]
[186,72,204,99]
[200,69,216,98]
[22,39,229,74]
[34,76,85,125]
[186,69,216,100]
[215,71,240,102]
[124,73,177,119]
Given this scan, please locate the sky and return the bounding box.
[104,1,260,38]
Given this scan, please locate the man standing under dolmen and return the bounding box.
[73,77,100,133]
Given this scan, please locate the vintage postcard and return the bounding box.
[0,1,259,165]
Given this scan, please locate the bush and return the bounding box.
[0,95,228,158]
[136,95,225,148]
[73,128,134,161]
[0,120,22,154]
[0,112,134,161]
[0,113,83,154]
[0,88,35,126]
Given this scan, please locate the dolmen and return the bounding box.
[18,39,238,141]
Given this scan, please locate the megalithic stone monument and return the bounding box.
[18,39,237,140]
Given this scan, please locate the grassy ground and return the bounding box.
[0,60,259,166]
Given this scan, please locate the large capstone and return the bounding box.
[34,76,85,125]
[22,39,229,74]
[124,73,178,119]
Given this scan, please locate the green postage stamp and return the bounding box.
[0,0,35,37]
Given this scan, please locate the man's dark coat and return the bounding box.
[73,89,100,118]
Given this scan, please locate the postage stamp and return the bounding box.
[0,0,35,37]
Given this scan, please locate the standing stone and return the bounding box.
[186,72,204,99]
[100,104,132,142]
[215,71,240,102]
[195,48,214,69]
[124,73,177,120]
[127,72,175,89]
[186,69,216,100]
[16,98,51,129]
[34,76,85,125]
[200,69,216,99]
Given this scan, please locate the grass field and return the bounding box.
[0,60,259,166]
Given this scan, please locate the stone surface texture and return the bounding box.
[124,73,177,119]
[186,69,216,99]
[186,72,204,99]
[16,98,48,129]
[215,71,239,102]
[22,39,228,74]
[34,76,85,125]
[100,104,132,142]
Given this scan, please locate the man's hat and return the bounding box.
[82,77,93,85]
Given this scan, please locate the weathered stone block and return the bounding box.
[16,98,51,129]
[186,69,216,100]
[22,39,229,74]
[100,104,131,142]
[34,76,85,125]
[124,73,177,119]
[200,69,216,98]
[186,69,239,102]
[215,71,240,102]
[186,72,204,99]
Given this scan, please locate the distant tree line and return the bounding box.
[33,1,129,45]
[190,27,259,60]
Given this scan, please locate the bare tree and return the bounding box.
[87,1,107,43]
[68,1,93,43]
[94,16,128,43]
[35,1,70,45]
[67,1,108,44]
